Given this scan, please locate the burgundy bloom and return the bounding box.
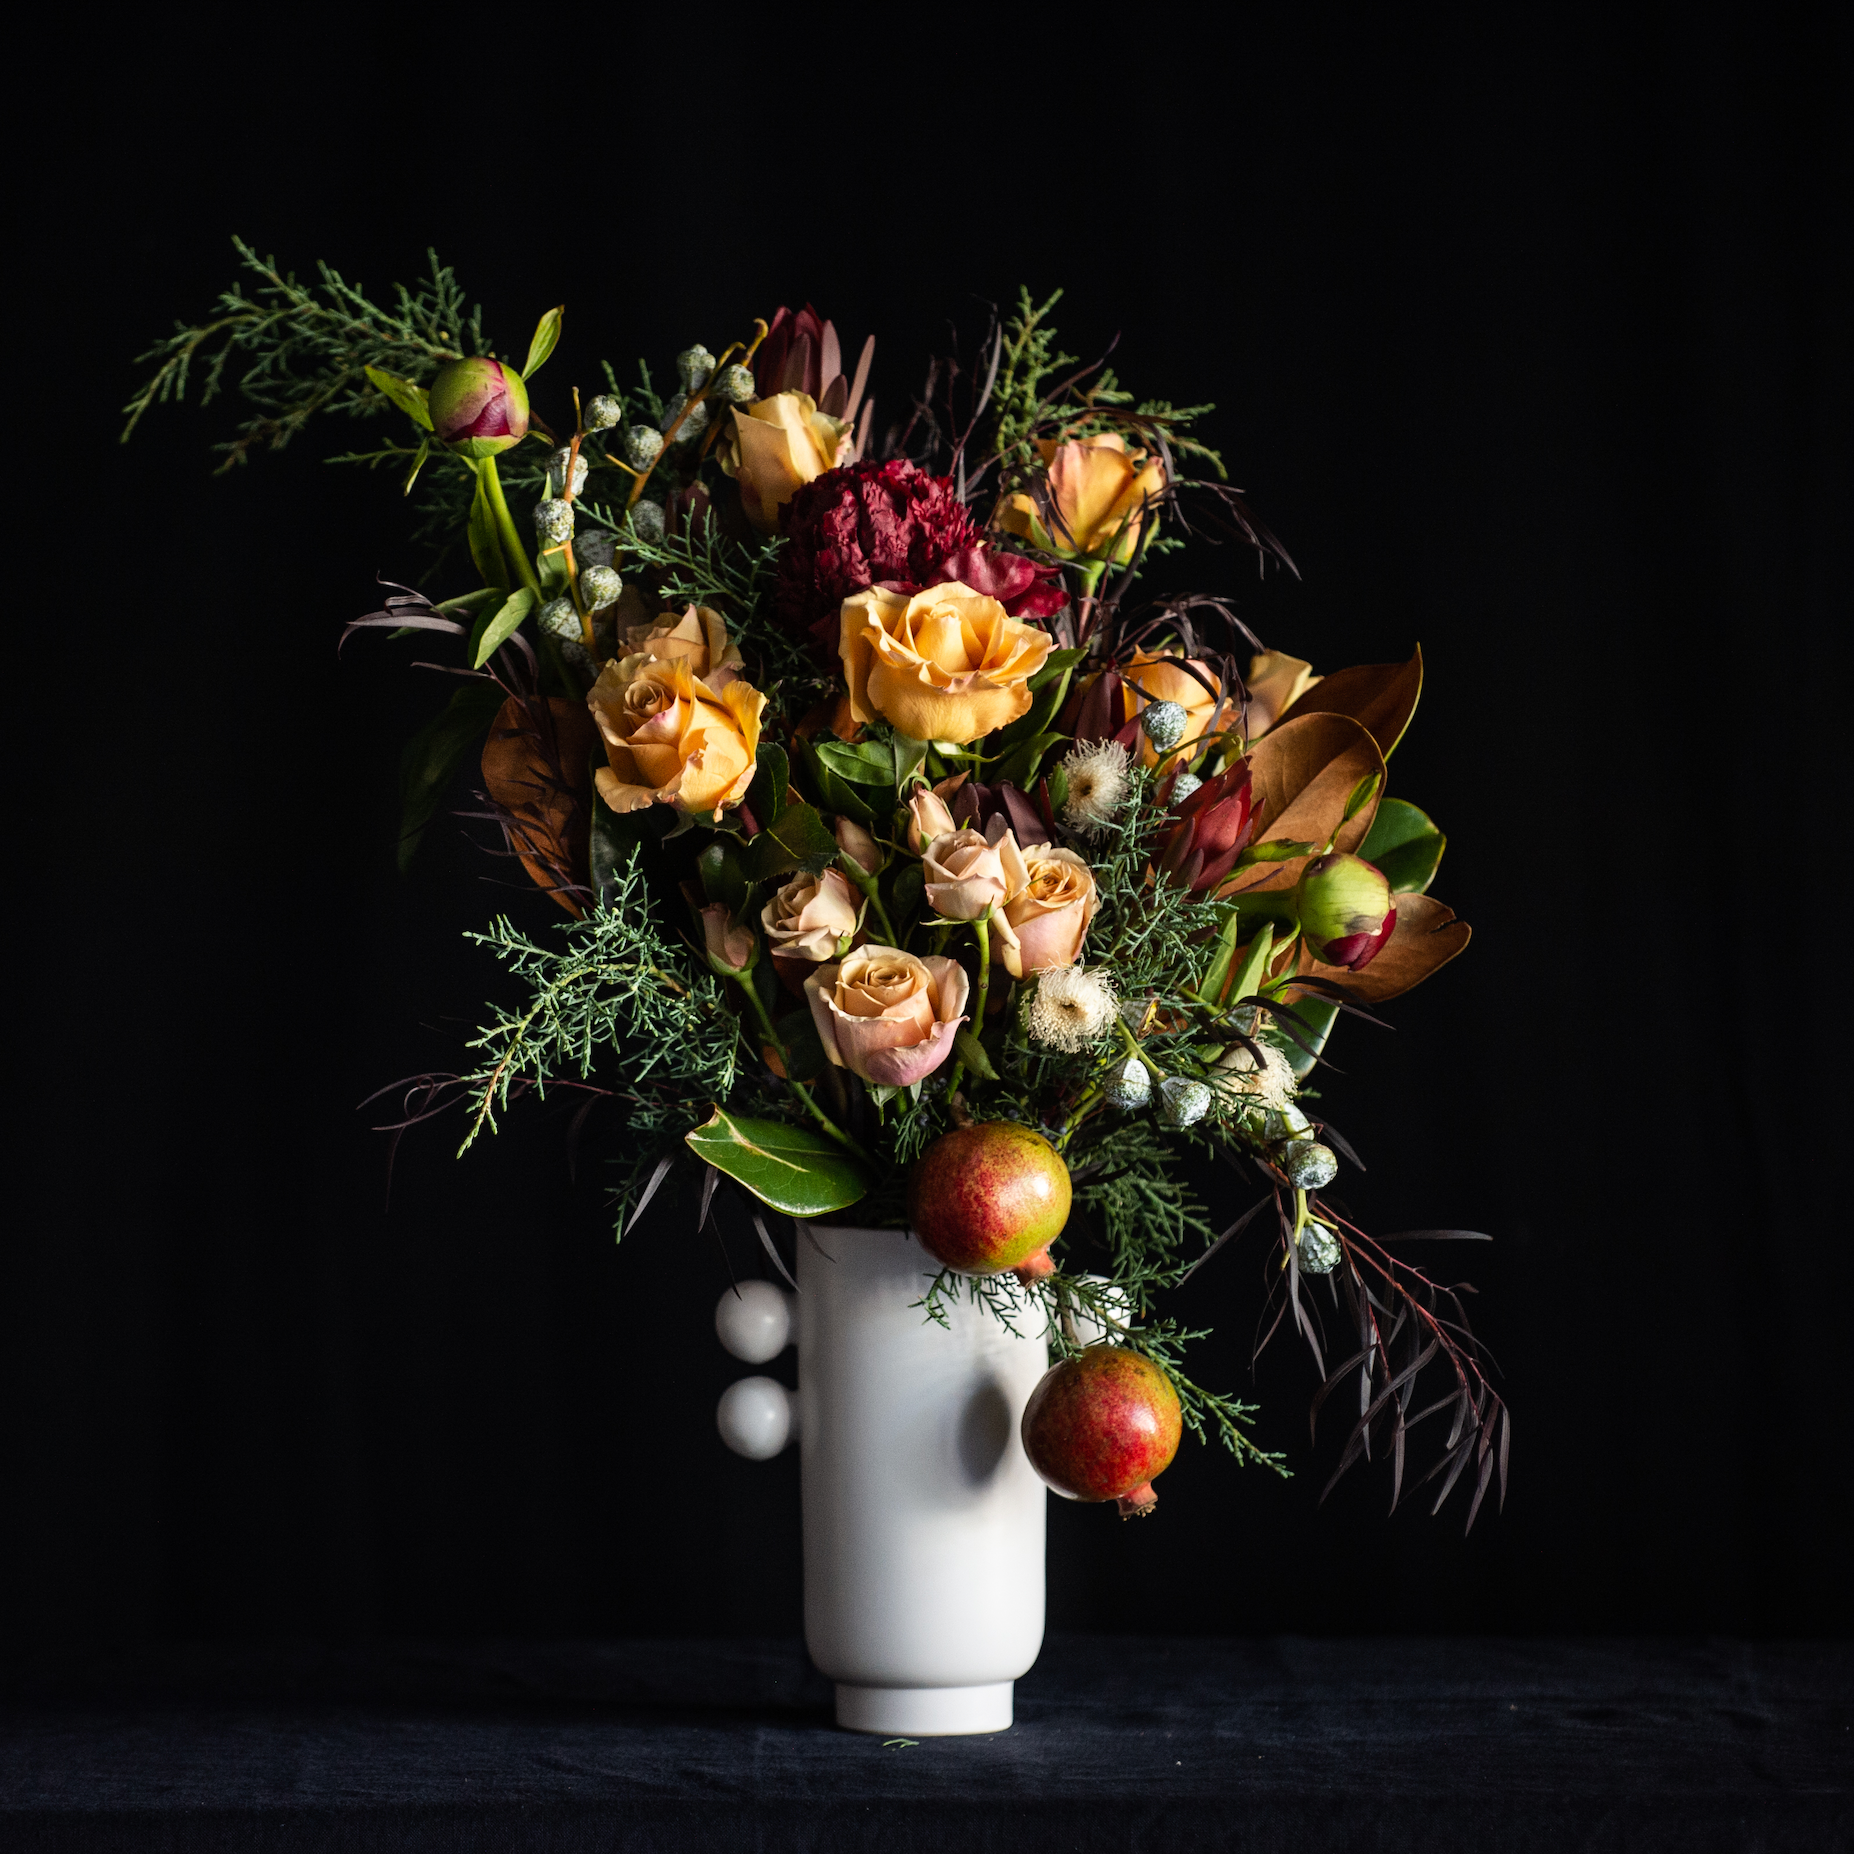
[939,544,1068,620]
[754,303,872,421]
[1158,765,1258,894]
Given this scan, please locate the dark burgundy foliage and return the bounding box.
[950,778,1050,847]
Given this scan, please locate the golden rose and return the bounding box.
[804,946,970,1087]
[1242,649,1321,740]
[762,867,861,964]
[620,605,743,688]
[922,825,1030,923]
[992,846,1099,978]
[994,434,1167,564]
[1123,649,1223,768]
[718,391,848,533]
[586,653,765,817]
[840,582,1052,745]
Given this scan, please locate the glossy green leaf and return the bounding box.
[697,837,748,913]
[1343,771,1382,822]
[991,731,1067,789]
[520,305,564,380]
[471,588,535,668]
[363,365,433,429]
[1196,911,1255,1006]
[815,733,929,794]
[953,1026,1000,1082]
[793,735,874,824]
[401,436,431,496]
[1222,924,1276,1009]
[1235,838,1318,866]
[1281,997,1339,1081]
[1357,797,1447,895]
[685,1108,870,1217]
[395,680,507,872]
[746,742,790,825]
[887,859,924,928]
[774,1011,829,1083]
[743,801,839,884]
[1028,646,1086,690]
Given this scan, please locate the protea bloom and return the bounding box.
[1157,765,1257,894]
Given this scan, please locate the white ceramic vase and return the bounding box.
[794,1224,1048,1736]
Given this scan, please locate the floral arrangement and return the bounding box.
[132,247,1506,1526]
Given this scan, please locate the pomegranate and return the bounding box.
[908,1122,1071,1276]
[1021,1346,1182,1518]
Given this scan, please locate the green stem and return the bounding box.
[944,910,993,1100]
[733,961,874,1165]
[837,853,897,945]
[1114,1016,1166,1080]
[479,454,543,602]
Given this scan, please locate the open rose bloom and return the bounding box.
[587,650,765,816]
[805,946,969,1086]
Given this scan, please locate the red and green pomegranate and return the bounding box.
[1020,1345,1182,1518]
[908,1121,1071,1278]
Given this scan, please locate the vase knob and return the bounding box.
[717,1376,797,1459]
[715,1280,793,1362]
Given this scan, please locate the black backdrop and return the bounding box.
[7,15,1847,1651]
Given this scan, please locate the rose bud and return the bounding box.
[804,946,969,1087]
[622,425,664,470]
[1296,852,1396,969]
[583,394,622,432]
[700,903,756,976]
[924,826,1028,923]
[762,867,860,964]
[833,816,885,875]
[428,357,530,457]
[905,780,962,854]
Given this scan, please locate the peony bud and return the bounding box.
[1141,700,1187,752]
[1276,1139,1338,1190]
[622,425,664,470]
[709,363,757,404]
[833,815,885,874]
[533,499,575,546]
[538,597,580,641]
[1103,1057,1152,1111]
[1296,852,1395,969]
[1158,1076,1212,1129]
[583,394,622,432]
[428,357,530,457]
[700,903,755,975]
[545,445,590,498]
[1296,1219,1342,1274]
[662,392,710,441]
[579,565,623,610]
[676,345,715,391]
[629,500,667,543]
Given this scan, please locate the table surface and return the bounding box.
[3,1636,1848,1852]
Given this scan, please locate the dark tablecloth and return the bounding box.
[2,1636,1847,1851]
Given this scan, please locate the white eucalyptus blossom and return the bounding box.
[1027,966,1118,1052]
[1102,1056,1152,1110]
[622,425,664,470]
[629,500,666,543]
[1158,1076,1213,1129]
[1296,1219,1342,1275]
[1060,739,1131,835]
[533,498,575,546]
[583,394,622,432]
[1140,700,1187,751]
[545,446,590,497]
[579,565,624,610]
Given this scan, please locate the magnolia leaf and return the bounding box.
[816,734,928,793]
[521,305,564,380]
[396,680,508,872]
[1358,797,1447,895]
[1277,646,1423,759]
[685,1108,870,1217]
[1029,646,1087,689]
[1240,712,1385,893]
[1286,893,1471,1005]
[363,365,433,429]
[472,588,536,668]
[953,1026,1000,1082]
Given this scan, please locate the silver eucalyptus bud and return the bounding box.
[1140,700,1188,752]
[622,425,664,470]
[1276,1138,1339,1191]
[676,344,715,391]
[1102,1057,1152,1111]
[538,597,581,641]
[1295,1219,1342,1275]
[533,498,575,546]
[1260,1103,1312,1143]
[575,529,617,570]
[662,392,710,441]
[629,500,667,543]
[583,394,622,432]
[1158,1076,1212,1129]
[709,362,757,404]
[1169,771,1202,805]
[579,565,623,610]
[545,446,590,498]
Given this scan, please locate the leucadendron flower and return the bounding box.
[992,844,1100,978]
[762,867,860,963]
[804,945,969,1086]
[586,653,765,816]
[1244,650,1321,739]
[719,391,849,533]
[923,827,1030,923]
[619,605,743,687]
[840,582,1052,745]
[994,434,1166,563]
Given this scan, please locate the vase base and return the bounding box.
[834,1680,1014,1736]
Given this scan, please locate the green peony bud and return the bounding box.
[538,597,580,641]
[676,344,715,391]
[1297,851,1395,970]
[629,500,667,543]
[1158,1076,1212,1129]
[428,357,530,458]
[1141,700,1188,752]
[710,363,757,404]
[533,499,575,546]
[579,565,623,610]
[1102,1057,1153,1111]
[662,392,710,441]
[1296,1219,1342,1274]
[583,394,622,432]
[1275,1139,1338,1190]
[622,425,664,470]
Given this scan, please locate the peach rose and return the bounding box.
[840,582,1052,745]
[992,846,1099,978]
[923,826,1030,923]
[620,605,743,688]
[762,867,860,964]
[905,775,965,853]
[994,434,1166,563]
[1243,649,1321,739]
[586,653,765,817]
[804,946,970,1087]
[719,391,849,533]
[1123,649,1223,768]
[832,816,885,875]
